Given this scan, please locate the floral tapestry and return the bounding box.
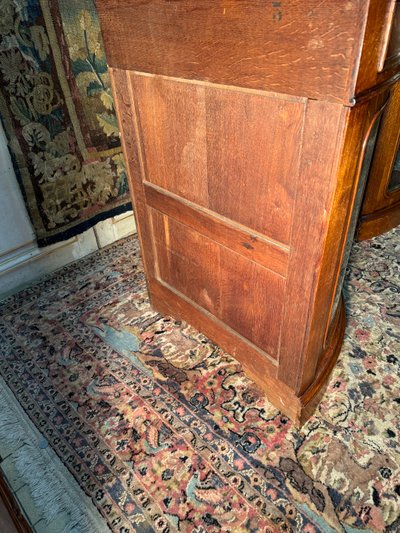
[0,0,131,246]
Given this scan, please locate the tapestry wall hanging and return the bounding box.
[0,0,131,246]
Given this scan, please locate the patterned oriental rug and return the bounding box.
[0,0,130,246]
[0,229,399,532]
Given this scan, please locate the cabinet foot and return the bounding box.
[150,279,346,427]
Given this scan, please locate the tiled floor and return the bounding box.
[0,443,36,531]
[0,492,19,533]
[0,375,109,533]
[0,431,87,533]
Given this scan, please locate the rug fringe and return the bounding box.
[0,378,109,532]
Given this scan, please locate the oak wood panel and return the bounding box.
[96,0,368,103]
[149,277,279,380]
[151,209,222,317]
[149,278,345,426]
[302,96,388,390]
[109,69,157,283]
[133,73,303,244]
[356,0,400,99]
[151,210,284,359]
[358,203,400,240]
[358,80,400,240]
[110,63,365,417]
[132,75,209,206]
[205,85,304,245]
[279,91,388,395]
[278,100,347,393]
[360,81,400,211]
[319,98,388,335]
[219,248,284,359]
[144,182,289,277]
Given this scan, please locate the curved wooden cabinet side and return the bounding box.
[96,0,400,426]
[358,81,400,241]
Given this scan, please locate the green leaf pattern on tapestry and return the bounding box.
[97,112,119,138]
[31,25,50,60]
[68,7,118,139]
[0,0,129,241]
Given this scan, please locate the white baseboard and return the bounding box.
[0,211,136,300]
[0,240,39,273]
[93,210,136,248]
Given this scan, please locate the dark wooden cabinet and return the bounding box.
[97,0,399,425]
[358,80,400,240]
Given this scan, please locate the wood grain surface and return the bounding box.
[104,0,400,424]
[151,210,284,358]
[358,80,400,240]
[133,73,303,244]
[144,182,289,277]
[97,0,369,103]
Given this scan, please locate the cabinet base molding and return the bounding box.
[357,201,400,240]
[295,297,346,426]
[150,277,346,427]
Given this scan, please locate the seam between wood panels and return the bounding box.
[144,182,289,253]
[132,70,309,104]
[149,206,287,285]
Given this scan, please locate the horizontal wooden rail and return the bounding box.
[144,182,289,277]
